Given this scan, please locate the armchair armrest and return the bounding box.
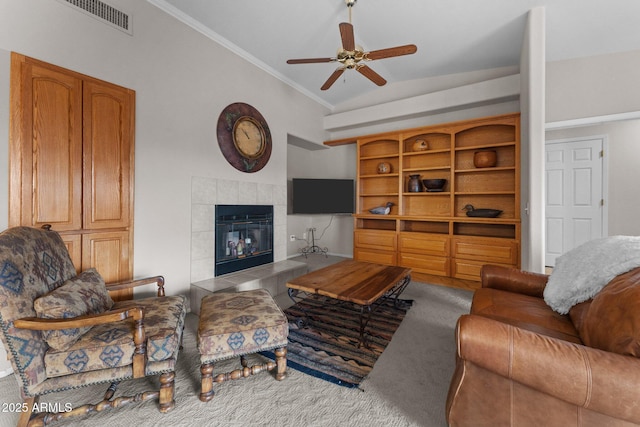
[14,306,144,330]
[457,314,640,424]
[15,307,148,378]
[481,264,548,298]
[107,275,165,297]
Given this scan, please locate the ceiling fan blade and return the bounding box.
[357,65,387,86]
[321,68,345,91]
[339,22,355,51]
[366,44,418,60]
[287,57,335,64]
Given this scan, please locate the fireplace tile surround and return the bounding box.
[191,176,288,284]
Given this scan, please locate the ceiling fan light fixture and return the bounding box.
[286,0,417,90]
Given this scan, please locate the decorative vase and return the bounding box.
[413,140,428,152]
[377,162,391,174]
[407,174,423,192]
[474,150,497,168]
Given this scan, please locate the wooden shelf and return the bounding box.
[455,166,515,173]
[354,113,521,281]
[454,141,517,151]
[360,154,399,161]
[360,173,400,178]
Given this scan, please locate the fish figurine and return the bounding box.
[369,202,394,215]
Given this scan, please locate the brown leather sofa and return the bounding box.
[446,264,640,426]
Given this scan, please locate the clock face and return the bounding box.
[217,102,272,173]
[233,118,265,159]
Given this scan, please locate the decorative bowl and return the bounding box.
[413,139,428,151]
[474,150,497,168]
[422,178,447,191]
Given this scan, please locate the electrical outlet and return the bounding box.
[289,234,296,242]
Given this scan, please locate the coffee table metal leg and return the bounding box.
[287,288,310,328]
[357,274,411,348]
[358,305,373,349]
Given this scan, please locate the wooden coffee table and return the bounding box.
[286,259,412,347]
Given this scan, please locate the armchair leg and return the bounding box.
[158,371,176,413]
[17,397,36,427]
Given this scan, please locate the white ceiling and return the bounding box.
[150,0,640,109]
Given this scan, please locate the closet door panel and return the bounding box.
[10,54,83,230]
[83,80,134,230]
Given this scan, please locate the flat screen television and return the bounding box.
[291,178,355,214]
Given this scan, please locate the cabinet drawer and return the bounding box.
[452,237,518,264]
[399,252,449,277]
[354,230,397,251]
[354,248,396,266]
[398,232,449,257]
[452,259,484,280]
[452,259,515,281]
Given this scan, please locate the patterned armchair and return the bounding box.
[0,227,187,426]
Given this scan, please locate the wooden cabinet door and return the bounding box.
[82,231,132,300]
[10,54,83,230]
[83,80,134,230]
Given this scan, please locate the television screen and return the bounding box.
[291,178,355,214]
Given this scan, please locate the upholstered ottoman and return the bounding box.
[197,288,288,402]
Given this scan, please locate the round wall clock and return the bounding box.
[217,103,272,173]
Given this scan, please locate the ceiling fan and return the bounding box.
[286,0,417,91]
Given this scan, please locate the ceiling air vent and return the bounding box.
[57,0,132,35]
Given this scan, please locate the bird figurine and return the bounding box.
[462,204,503,218]
[369,202,394,215]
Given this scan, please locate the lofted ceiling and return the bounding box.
[150,0,640,110]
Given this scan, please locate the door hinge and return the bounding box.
[600,150,604,158]
[601,199,605,206]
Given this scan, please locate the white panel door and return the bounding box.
[545,137,604,267]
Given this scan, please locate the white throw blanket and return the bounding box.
[544,235,640,314]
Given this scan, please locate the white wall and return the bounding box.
[519,7,546,273]
[0,0,328,296]
[287,143,356,258]
[546,120,640,237]
[547,50,640,122]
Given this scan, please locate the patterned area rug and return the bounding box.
[265,295,413,388]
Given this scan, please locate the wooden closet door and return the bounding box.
[10,53,135,300]
[9,54,83,231]
[83,80,134,230]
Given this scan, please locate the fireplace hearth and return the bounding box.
[215,205,274,276]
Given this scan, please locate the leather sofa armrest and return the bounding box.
[481,264,548,298]
[457,314,640,424]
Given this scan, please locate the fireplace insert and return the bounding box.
[215,205,274,276]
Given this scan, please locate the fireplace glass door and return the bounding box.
[215,205,274,276]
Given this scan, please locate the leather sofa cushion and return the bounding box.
[472,288,582,343]
[580,267,640,356]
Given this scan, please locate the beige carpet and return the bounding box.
[0,282,472,427]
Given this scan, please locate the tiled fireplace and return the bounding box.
[191,176,288,284]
